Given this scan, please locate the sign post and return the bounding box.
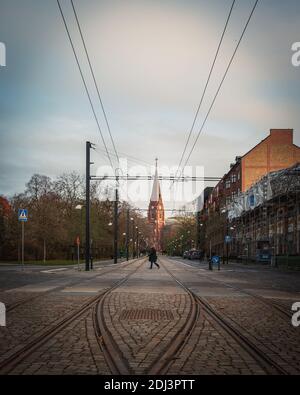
[76,235,80,271]
[212,255,221,271]
[18,209,28,270]
[225,235,232,265]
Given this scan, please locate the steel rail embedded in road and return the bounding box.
[172,258,292,319]
[0,258,145,375]
[147,266,200,375]
[6,258,140,313]
[93,257,200,375]
[161,258,290,375]
[93,258,148,375]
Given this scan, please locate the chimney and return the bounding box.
[269,129,293,145]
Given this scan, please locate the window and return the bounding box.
[225,180,231,189]
[237,172,240,181]
[231,174,237,183]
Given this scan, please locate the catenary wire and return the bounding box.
[56,0,114,170]
[171,0,236,188]
[70,0,120,166]
[175,0,259,181]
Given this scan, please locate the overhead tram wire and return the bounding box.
[70,0,120,167]
[175,0,259,182]
[56,0,114,171]
[94,147,153,168]
[171,0,236,188]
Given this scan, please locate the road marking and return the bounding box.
[173,260,200,269]
[41,268,69,273]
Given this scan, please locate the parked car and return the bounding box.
[189,250,203,260]
[256,250,271,263]
[183,251,191,259]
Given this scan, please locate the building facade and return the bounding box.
[147,159,165,251]
[198,129,300,261]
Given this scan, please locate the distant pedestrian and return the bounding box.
[148,247,160,269]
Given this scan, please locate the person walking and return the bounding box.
[148,247,160,269]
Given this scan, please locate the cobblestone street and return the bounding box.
[0,258,299,375]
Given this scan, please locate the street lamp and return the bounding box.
[136,227,140,257]
[131,218,135,258]
[75,204,85,267]
[221,208,230,264]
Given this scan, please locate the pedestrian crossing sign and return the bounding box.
[18,209,28,222]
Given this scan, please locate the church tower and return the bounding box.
[148,159,165,251]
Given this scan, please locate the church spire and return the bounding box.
[148,158,165,251]
[150,158,161,202]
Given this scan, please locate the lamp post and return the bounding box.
[221,208,229,264]
[180,235,184,256]
[108,221,113,260]
[75,204,85,268]
[126,209,130,261]
[114,188,119,264]
[131,217,135,258]
[136,226,139,258]
[122,233,126,258]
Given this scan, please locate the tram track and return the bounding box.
[0,258,145,375]
[2,256,296,375]
[93,258,200,375]
[172,258,292,319]
[93,260,147,375]
[5,259,139,313]
[160,258,291,375]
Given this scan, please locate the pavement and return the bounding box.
[0,256,299,375]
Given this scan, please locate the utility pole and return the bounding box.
[21,221,25,270]
[126,209,129,261]
[136,229,139,258]
[114,186,119,264]
[132,219,135,258]
[85,141,91,271]
[196,211,200,250]
[209,239,212,270]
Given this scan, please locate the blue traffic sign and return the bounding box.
[248,194,255,208]
[18,209,28,222]
[212,255,220,265]
[225,235,232,243]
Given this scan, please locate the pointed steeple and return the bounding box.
[148,158,165,251]
[150,158,161,202]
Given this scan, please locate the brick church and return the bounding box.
[147,159,165,251]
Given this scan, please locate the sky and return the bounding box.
[0,0,300,213]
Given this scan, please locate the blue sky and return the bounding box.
[0,0,299,210]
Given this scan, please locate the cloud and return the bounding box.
[1,0,300,200]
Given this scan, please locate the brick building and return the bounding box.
[198,129,300,261]
[211,129,300,211]
[147,159,165,251]
[228,164,300,261]
[241,129,300,191]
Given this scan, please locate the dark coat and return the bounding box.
[148,248,157,262]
